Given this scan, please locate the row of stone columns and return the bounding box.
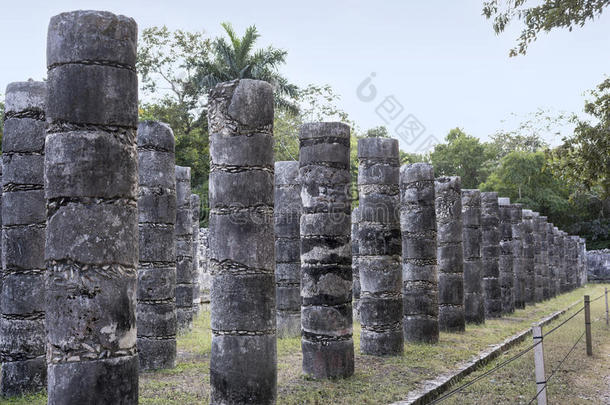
[0,10,208,400]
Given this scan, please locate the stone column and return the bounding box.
[274,161,301,339]
[579,238,588,285]
[209,79,276,403]
[481,192,502,317]
[136,121,177,371]
[539,216,550,300]
[498,198,515,314]
[1,81,46,396]
[299,122,353,379]
[435,176,465,332]
[556,229,568,293]
[45,10,139,403]
[175,166,193,331]
[532,212,544,302]
[400,163,439,343]
[357,137,402,355]
[510,203,526,309]
[521,209,535,304]
[545,223,556,298]
[199,228,210,303]
[351,207,361,321]
[462,189,484,324]
[566,236,578,291]
[191,194,201,314]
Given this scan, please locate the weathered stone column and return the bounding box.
[510,203,526,309]
[522,209,535,304]
[556,229,568,292]
[539,216,550,300]
[532,212,544,302]
[357,137,402,355]
[175,166,193,331]
[462,189,484,324]
[546,223,557,298]
[299,122,353,379]
[566,236,578,291]
[274,161,301,339]
[1,81,46,396]
[208,79,276,403]
[199,228,210,303]
[579,237,588,285]
[435,176,465,332]
[191,194,201,314]
[45,10,139,403]
[351,207,361,321]
[400,163,439,343]
[137,121,177,371]
[481,192,502,317]
[498,198,515,314]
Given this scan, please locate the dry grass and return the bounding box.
[1,284,609,404]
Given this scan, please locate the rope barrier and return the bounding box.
[428,289,607,404]
[526,331,585,405]
[429,341,541,404]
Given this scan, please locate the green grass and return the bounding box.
[439,286,610,404]
[1,285,608,404]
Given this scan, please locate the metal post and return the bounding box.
[584,295,592,356]
[604,287,610,326]
[532,324,547,405]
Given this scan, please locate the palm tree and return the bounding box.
[196,22,299,115]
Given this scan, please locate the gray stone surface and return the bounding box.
[357,137,403,355]
[546,223,557,298]
[45,11,139,403]
[274,161,301,339]
[400,163,439,343]
[498,198,515,314]
[299,122,353,379]
[521,210,535,304]
[351,207,361,322]
[539,216,550,300]
[191,194,201,314]
[510,203,526,309]
[587,249,609,282]
[481,192,502,318]
[556,229,568,292]
[199,228,210,302]
[208,79,277,403]
[462,189,484,324]
[175,166,193,331]
[532,212,545,302]
[1,81,47,396]
[435,176,465,332]
[137,121,177,371]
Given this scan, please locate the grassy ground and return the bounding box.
[437,285,610,405]
[2,284,609,404]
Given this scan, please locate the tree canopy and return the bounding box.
[483,0,610,56]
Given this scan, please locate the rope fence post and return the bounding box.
[584,295,592,356]
[604,287,610,326]
[532,324,547,405]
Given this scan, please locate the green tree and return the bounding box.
[429,128,495,189]
[137,26,213,224]
[481,151,572,222]
[483,0,610,56]
[195,23,298,114]
[548,78,610,205]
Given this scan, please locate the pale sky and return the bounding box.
[1,0,609,152]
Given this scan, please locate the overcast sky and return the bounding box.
[1,0,609,152]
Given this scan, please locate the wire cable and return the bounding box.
[429,341,541,404]
[543,306,584,338]
[526,331,585,405]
